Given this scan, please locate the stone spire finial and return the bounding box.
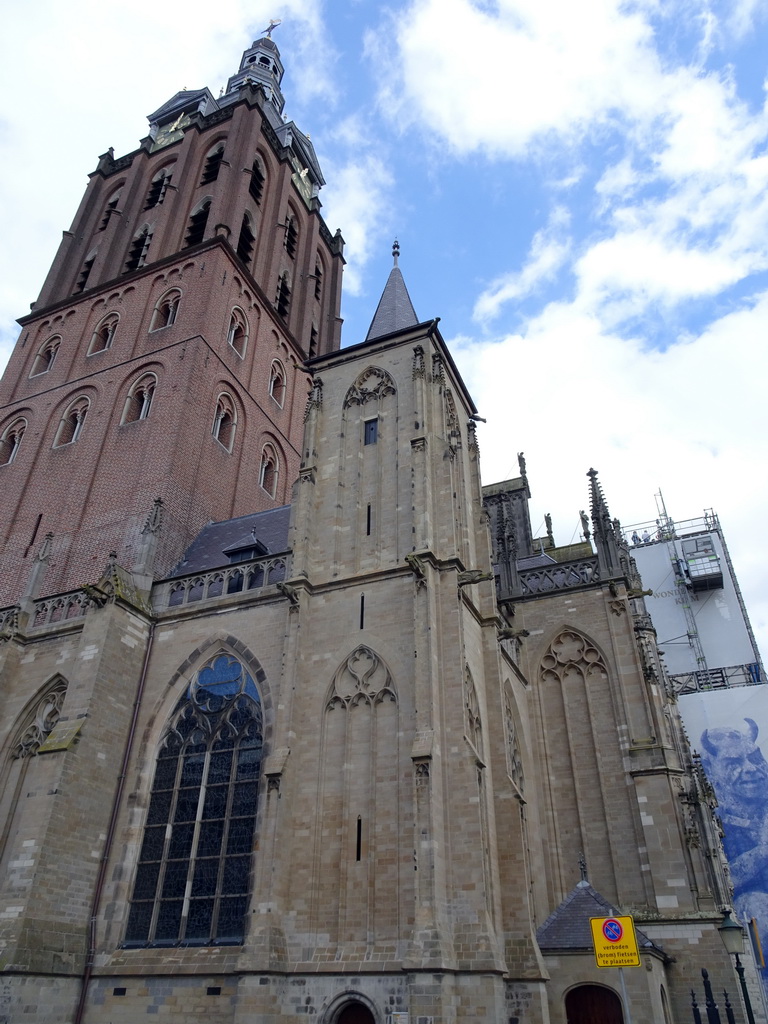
[587,468,620,577]
[134,497,165,581]
[392,238,400,266]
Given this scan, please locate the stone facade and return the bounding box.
[0,32,761,1024]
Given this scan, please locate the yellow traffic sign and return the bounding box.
[590,915,641,968]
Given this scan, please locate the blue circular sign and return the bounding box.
[603,918,623,943]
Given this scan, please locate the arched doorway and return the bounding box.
[337,1003,376,1024]
[565,984,624,1024]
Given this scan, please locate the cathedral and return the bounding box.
[0,31,755,1024]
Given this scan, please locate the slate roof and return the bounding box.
[536,881,661,955]
[168,506,291,578]
[365,265,419,341]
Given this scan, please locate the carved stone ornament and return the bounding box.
[13,680,67,758]
[540,630,608,689]
[303,376,323,422]
[343,366,396,408]
[326,645,397,710]
[412,345,426,379]
[431,352,445,386]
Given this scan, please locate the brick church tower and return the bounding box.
[0,32,344,605]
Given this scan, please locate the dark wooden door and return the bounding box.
[337,1004,376,1024]
[566,984,624,1024]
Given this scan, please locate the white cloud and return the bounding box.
[319,155,394,296]
[473,210,571,322]
[451,288,768,657]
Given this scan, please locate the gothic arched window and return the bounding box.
[30,335,60,377]
[99,187,123,230]
[212,393,237,452]
[283,213,298,259]
[227,309,248,358]
[124,654,263,947]
[76,251,97,293]
[144,167,173,210]
[249,157,265,203]
[88,313,119,355]
[0,678,67,877]
[236,213,255,265]
[275,271,291,320]
[53,396,89,447]
[268,360,285,407]
[122,373,157,424]
[150,289,181,331]
[200,143,225,185]
[259,443,278,497]
[0,417,27,466]
[184,199,211,248]
[125,226,152,272]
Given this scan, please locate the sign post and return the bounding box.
[590,916,641,1024]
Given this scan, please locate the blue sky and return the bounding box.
[1,0,767,658]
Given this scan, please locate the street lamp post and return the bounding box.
[718,910,757,1024]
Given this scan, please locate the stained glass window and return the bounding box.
[125,654,262,947]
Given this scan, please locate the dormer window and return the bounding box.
[227,541,268,564]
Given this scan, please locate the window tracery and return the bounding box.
[326,646,397,711]
[125,654,263,947]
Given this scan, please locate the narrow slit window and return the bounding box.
[364,419,378,446]
[236,214,255,265]
[356,817,362,861]
[359,594,365,630]
[249,159,265,203]
[366,504,371,536]
[275,273,290,320]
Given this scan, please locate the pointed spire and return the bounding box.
[365,240,419,341]
[587,468,620,576]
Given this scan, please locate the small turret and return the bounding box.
[226,32,286,114]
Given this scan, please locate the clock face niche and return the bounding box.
[152,112,191,150]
